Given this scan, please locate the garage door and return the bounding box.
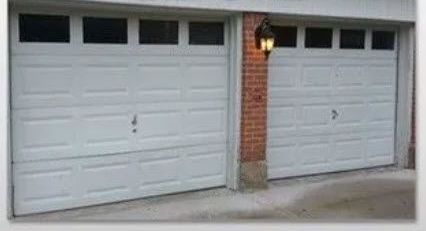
[267,23,397,179]
[11,10,229,215]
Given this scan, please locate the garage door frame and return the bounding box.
[6,2,243,216]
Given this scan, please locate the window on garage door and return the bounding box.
[83,16,128,44]
[189,22,224,45]
[305,27,333,48]
[19,14,70,43]
[372,30,395,50]
[139,20,179,44]
[272,26,297,47]
[340,29,365,49]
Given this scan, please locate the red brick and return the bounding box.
[240,12,268,163]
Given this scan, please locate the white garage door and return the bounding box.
[11,9,229,215]
[267,23,397,179]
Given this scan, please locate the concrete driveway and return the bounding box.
[14,167,415,222]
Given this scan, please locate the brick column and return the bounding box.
[239,12,268,189]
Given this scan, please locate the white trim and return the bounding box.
[226,13,242,190]
[6,8,13,220]
[11,0,416,22]
[395,24,415,168]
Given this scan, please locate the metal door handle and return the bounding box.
[332,109,339,120]
[131,114,138,126]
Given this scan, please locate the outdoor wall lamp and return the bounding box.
[255,18,275,58]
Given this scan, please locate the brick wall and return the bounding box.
[240,12,267,163]
[239,12,268,188]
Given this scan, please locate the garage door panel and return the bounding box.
[80,106,135,155]
[80,64,131,100]
[336,65,365,87]
[135,62,182,102]
[269,64,298,88]
[13,161,76,214]
[185,62,228,101]
[334,102,366,126]
[300,103,332,127]
[82,160,132,198]
[268,105,296,128]
[301,65,333,88]
[13,143,227,215]
[135,107,181,139]
[367,65,397,86]
[267,143,298,169]
[12,108,76,162]
[186,152,224,180]
[299,139,331,166]
[367,136,394,158]
[367,101,395,122]
[11,57,75,109]
[334,137,364,162]
[139,152,181,187]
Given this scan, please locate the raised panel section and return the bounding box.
[301,65,332,88]
[268,106,296,128]
[82,160,131,198]
[336,65,364,87]
[80,106,134,155]
[301,104,330,127]
[12,60,75,108]
[366,136,393,158]
[12,108,75,161]
[139,151,181,188]
[80,65,130,99]
[367,65,396,86]
[335,102,365,126]
[186,61,228,100]
[334,138,364,161]
[368,101,394,122]
[269,64,298,88]
[135,62,182,102]
[299,140,330,166]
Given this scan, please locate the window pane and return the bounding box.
[305,27,332,48]
[19,14,70,43]
[139,20,178,44]
[83,17,127,44]
[189,22,224,45]
[272,26,297,47]
[372,31,395,50]
[340,29,365,49]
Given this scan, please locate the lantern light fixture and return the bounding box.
[255,18,275,58]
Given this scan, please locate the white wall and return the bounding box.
[11,0,416,22]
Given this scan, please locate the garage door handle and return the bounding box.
[131,114,138,126]
[332,109,339,120]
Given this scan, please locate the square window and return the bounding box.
[372,31,395,50]
[83,17,127,44]
[305,27,333,48]
[139,20,178,44]
[189,22,224,45]
[340,29,365,49]
[19,14,70,43]
[271,26,297,47]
